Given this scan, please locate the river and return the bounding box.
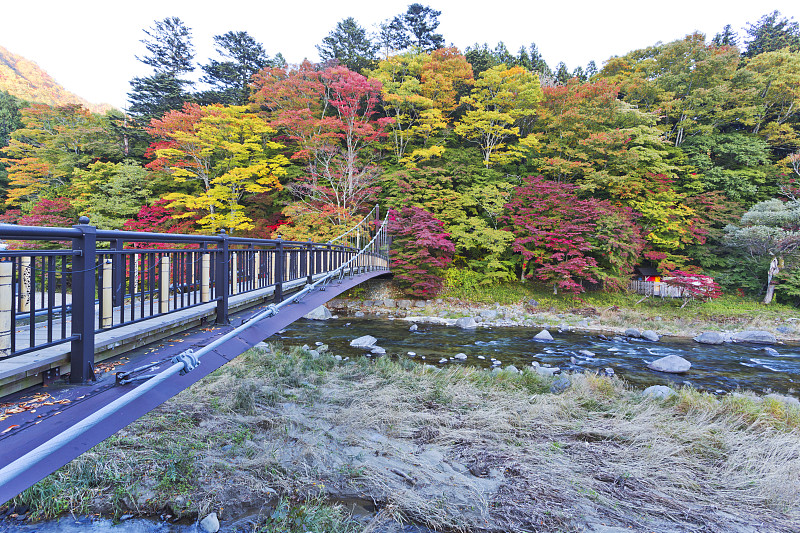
[278,317,800,394]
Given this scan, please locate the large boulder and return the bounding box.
[694,331,725,345]
[533,329,554,341]
[731,330,777,345]
[455,317,478,329]
[624,328,641,338]
[397,299,413,309]
[350,335,378,349]
[303,305,332,320]
[647,355,691,374]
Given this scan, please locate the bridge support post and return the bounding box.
[159,255,170,314]
[0,261,11,357]
[18,256,30,313]
[101,259,113,328]
[274,238,283,303]
[70,217,96,383]
[215,230,230,324]
[201,253,210,302]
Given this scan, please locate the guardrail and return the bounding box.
[0,207,390,383]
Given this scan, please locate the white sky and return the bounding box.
[1,1,797,110]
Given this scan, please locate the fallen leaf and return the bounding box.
[2,425,20,434]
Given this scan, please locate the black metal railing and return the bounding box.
[0,206,390,383]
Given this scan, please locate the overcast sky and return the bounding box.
[1,1,797,110]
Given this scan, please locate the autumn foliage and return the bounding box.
[387,207,454,297]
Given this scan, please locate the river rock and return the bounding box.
[383,298,396,307]
[731,330,777,345]
[641,330,660,342]
[409,324,418,332]
[439,358,448,364]
[371,346,386,355]
[397,299,412,309]
[535,365,560,376]
[527,299,539,307]
[776,326,792,334]
[454,353,468,361]
[578,349,595,357]
[350,335,377,348]
[558,323,572,332]
[407,351,416,357]
[455,317,478,329]
[694,331,726,345]
[480,309,498,320]
[505,364,520,374]
[354,311,365,318]
[533,329,554,341]
[762,347,781,356]
[624,328,641,338]
[648,355,691,373]
[642,385,677,399]
[200,513,220,533]
[414,300,426,308]
[303,305,332,320]
[550,376,572,393]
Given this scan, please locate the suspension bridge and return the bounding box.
[0,206,391,503]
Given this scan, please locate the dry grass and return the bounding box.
[11,346,800,532]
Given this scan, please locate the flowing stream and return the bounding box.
[279,317,800,395]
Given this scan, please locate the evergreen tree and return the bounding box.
[712,24,739,47]
[585,60,598,79]
[316,17,378,73]
[199,31,271,105]
[743,10,800,58]
[127,17,195,120]
[554,62,571,84]
[391,3,445,52]
[0,91,23,148]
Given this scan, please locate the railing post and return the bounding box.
[112,238,124,306]
[307,243,313,285]
[70,216,96,383]
[159,255,170,314]
[325,241,331,274]
[231,252,239,295]
[18,256,31,313]
[274,237,284,303]
[101,259,113,328]
[253,251,261,290]
[0,260,11,357]
[215,230,230,324]
[201,253,211,302]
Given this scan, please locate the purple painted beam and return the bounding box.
[0,270,388,504]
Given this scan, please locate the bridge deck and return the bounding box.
[0,275,332,397]
[0,269,387,503]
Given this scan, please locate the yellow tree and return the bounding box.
[743,48,800,148]
[454,65,542,167]
[147,104,287,234]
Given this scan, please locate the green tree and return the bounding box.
[128,17,195,120]
[391,3,445,52]
[743,10,800,58]
[316,17,377,73]
[199,31,272,105]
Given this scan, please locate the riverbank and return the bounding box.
[6,344,800,532]
[331,279,800,343]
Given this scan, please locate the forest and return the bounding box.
[1,5,800,303]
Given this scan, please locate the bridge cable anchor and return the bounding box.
[172,349,200,375]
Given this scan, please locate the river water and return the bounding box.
[278,317,800,395]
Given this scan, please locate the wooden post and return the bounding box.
[18,256,31,313]
[253,252,260,289]
[101,259,113,328]
[0,262,12,357]
[231,252,239,295]
[131,253,138,300]
[160,255,170,314]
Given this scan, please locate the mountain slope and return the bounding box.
[0,45,114,113]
